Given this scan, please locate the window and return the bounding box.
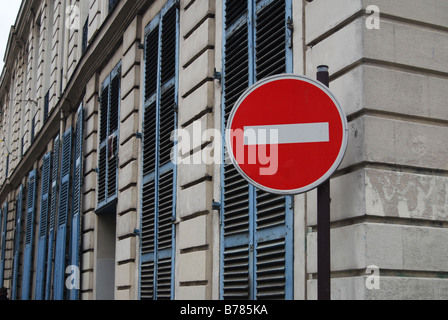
[0,201,8,288]
[82,17,89,54]
[11,187,23,300]
[140,0,178,300]
[69,104,84,300]
[45,135,60,300]
[109,0,119,12]
[22,170,37,300]
[220,0,294,300]
[31,115,36,143]
[97,63,121,209]
[35,152,52,300]
[44,90,50,124]
[53,127,73,300]
[20,136,24,159]
[5,154,9,179]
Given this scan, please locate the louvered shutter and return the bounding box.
[253,0,293,300]
[5,155,9,180]
[0,207,3,286]
[98,85,108,205]
[45,135,60,300]
[11,187,23,300]
[0,201,8,287]
[98,64,121,209]
[54,128,72,300]
[140,1,178,300]
[108,72,120,200]
[35,152,52,300]
[221,0,251,300]
[69,104,83,300]
[220,0,293,300]
[22,169,37,300]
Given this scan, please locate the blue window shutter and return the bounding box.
[22,169,37,300]
[54,128,73,300]
[253,0,293,300]
[140,1,178,300]
[44,91,50,124]
[0,201,8,287]
[35,152,52,300]
[220,0,293,300]
[11,186,23,300]
[69,104,83,300]
[107,69,120,202]
[221,0,251,300]
[82,17,89,54]
[98,63,121,209]
[5,154,10,178]
[45,135,61,300]
[0,207,3,286]
[97,83,109,206]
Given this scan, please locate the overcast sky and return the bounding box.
[0,0,23,72]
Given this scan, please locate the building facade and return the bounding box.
[0,0,447,300]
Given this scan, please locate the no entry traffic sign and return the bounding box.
[225,74,348,195]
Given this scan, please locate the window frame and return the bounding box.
[139,0,179,301]
[219,0,294,300]
[97,62,122,211]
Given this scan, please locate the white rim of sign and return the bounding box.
[225,74,349,195]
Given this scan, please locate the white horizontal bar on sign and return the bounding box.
[243,122,330,145]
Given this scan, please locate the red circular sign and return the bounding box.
[226,74,348,195]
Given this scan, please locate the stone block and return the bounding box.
[181,0,215,38]
[117,211,138,238]
[306,18,363,77]
[84,152,97,176]
[364,66,448,121]
[306,0,362,45]
[178,215,208,250]
[83,171,97,194]
[179,81,214,127]
[115,288,134,300]
[180,112,214,156]
[116,237,136,262]
[178,180,213,219]
[309,276,448,300]
[363,0,448,29]
[307,223,448,274]
[402,226,448,272]
[115,262,135,287]
[181,17,215,68]
[121,65,140,101]
[119,111,139,147]
[82,251,94,271]
[82,191,97,214]
[120,88,140,124]
[364,19,448,74]
[178,150,214,188]
[123,16,142,55]
[119,137,139,168]
[178,250,208,282]
[180,49,214,98]
[340,115,448,171]
[83,211,96,232]
[122,42,141,78]
[85,73,99,104]
[177,285,209,300]
[82,230,95,251]
[117,186,138,214]
[118,160,138,191]
[365,168,448,221]
[81,271,94,292]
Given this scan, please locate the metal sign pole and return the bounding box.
[317,65,331,300]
